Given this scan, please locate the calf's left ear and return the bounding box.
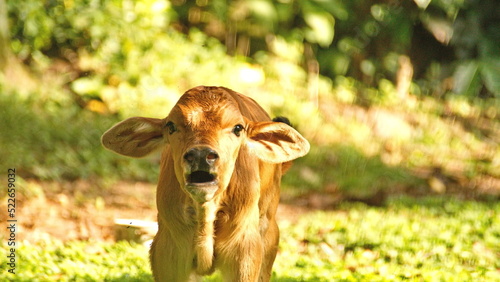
[247,121,310,163]
[101,117,165,158]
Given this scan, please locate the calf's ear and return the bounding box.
[247,121,310,163]
[101,117,165,157]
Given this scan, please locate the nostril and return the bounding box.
[206,152,219,161]
[184,151,195,163]
[184,147,219,165]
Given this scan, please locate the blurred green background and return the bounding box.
[1,0,500,281]
[1,0,498,201]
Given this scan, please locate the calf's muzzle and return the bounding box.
[183,146,220,202]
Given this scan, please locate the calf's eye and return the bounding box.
[232,124,244,137]
[165,121,177,135]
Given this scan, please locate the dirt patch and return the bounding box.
[0,180,157,242]
[2,176,498,243]
[0,179,318,243]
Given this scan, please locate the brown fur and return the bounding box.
[101,86,309,281]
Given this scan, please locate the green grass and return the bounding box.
[0,89,159,183]
[1,240,152,281]
[2,197,499,281]
[274,197,500,281]
[2,82,498,200]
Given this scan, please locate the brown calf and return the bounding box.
[101,86,310,281]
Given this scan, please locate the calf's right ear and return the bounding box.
[247,121,310,163]
[101,117,165,158]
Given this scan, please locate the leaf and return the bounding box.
[480,57,500,97]
[304,12,335,47]
[311,0,348,21]
[247,0,277,23]
[452,60,482,97]
[71,77,104,97]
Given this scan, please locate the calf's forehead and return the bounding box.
[168,88,244,128]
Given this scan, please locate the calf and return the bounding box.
[101,86,310,281]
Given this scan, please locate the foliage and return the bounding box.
[0,240,152,281]
[451,0,500,97]
[275,196,500,281]
[2,2,499,280]
[281,94,499,197]
[0,88,158,181]
[2,0,499,197]
[7,0,500,106]
[1,197,499,281]
[170,0,339,49]
[7,0,267,118]
[168,0,500,98]
[286,144,423,199]
[2,0,314,181]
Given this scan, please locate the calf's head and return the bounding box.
[101,87,309,202]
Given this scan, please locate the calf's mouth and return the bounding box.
[187,171,217,185]
[185,171,218,202]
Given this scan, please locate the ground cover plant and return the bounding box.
[1,196,499,281]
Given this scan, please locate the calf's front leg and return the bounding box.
[150,222,201,282]
[218,228,265,282]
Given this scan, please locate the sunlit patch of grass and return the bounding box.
[274,196,500,281]
[1,240,153,281]
[2,197,498,281]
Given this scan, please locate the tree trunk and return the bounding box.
[0,0,37,91]
[0,0,10,72]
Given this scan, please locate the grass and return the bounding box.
[1,240,152,281]
[2,82,498,201]
[274,197,500,281]
[1,196,499,281]
[0,88,159,183]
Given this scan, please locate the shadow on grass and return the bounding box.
[282,143,426,205]
[0,91,159,182]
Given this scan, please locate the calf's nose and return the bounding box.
[183,147,219,171]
